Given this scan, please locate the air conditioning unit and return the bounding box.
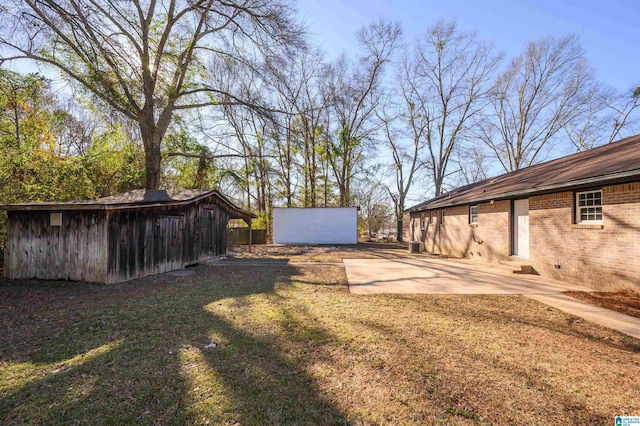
[409,241,423,253]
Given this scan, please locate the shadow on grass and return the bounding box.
[0,263,349,425]
[348,295,615,425]
[392,293,640,354]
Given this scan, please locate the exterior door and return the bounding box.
[513,199,529,258]
[156,215,184,273]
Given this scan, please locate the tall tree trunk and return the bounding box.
[284,135,293,207]
[12,104,20,150]
[309,137,317,207]
[323,138,330,206]
[396,195,405,243]
[140,127,162,190]
[434,169,444,197]
[139,104,168,190]
[245,157,251,211]
[339,181,350,207]
[303,138,310,207]
[194,154,207,189]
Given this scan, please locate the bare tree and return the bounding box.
[478,35,595,171]
[221,102,272,214]
[324,19,402,206]
[602,85,640,144]
[269,48,328,207]
[377,92,423,242]
[456,144,491,185]
[354,179,391,240]
[0,0,302,189]
[565,84,640,151]
[410,20,502,196]
[50,99,99,157]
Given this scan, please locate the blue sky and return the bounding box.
[297,0,639,201]
[297,0,639,91]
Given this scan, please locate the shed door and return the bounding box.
[202,207,218,256]
[156,215,184,273]
[513,199,529,258]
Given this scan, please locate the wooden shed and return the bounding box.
[0,189,255,284]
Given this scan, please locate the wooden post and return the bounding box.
[248,219,252,253]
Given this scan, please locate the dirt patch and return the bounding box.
[228,241,447,263]
[565,290,640,319]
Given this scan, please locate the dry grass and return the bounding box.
[1,244,639,425]
[228,241,441,263]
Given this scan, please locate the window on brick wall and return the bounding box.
[469,205,478,224]
[420,212,425,230]
[440,209,446,224]
[429,210,434,224]
[575,190,602,223]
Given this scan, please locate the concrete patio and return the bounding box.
[344,257,590,295]
[344,257,640,340]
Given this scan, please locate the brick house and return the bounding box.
[406,135,640,292]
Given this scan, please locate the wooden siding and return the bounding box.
[106,209,186,283]
[5,210,107,282]
[227,228,267,245]
[182,203,229,265]
[5,192,236,284]
[106,199,230,283]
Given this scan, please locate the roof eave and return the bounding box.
[213,191,257,221]
[0,190,256,220]
[406,168,640,212]
[102,190,257,220]
[0,203,106,211]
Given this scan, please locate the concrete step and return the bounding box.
[498,259,536,274]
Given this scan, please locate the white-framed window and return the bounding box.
[420,212,425,230]
[440,209,446,224]
[469,205,478,224]
[575,190,602,224]
[429,211,434,224]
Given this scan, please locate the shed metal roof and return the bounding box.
[0,189,256,221]
[406,134,640,212]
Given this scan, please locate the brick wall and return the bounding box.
[437,205,469,257]
[412,201,511,261]
[410,181,640,292]
[530,183,640,292]
[473,201,511,262]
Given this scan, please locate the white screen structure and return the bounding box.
[272,207,358,244]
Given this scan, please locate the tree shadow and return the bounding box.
[390,294,640,354]
[0,262,349,424]
[346,294,617,425]
[195,293,347,424]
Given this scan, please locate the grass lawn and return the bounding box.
[1,244,639,425]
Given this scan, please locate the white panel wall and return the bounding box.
[273,207,357,244]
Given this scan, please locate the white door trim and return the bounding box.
[513,199,530,258]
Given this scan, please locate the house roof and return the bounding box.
[406,134,640,213]
[0,189,257,221]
